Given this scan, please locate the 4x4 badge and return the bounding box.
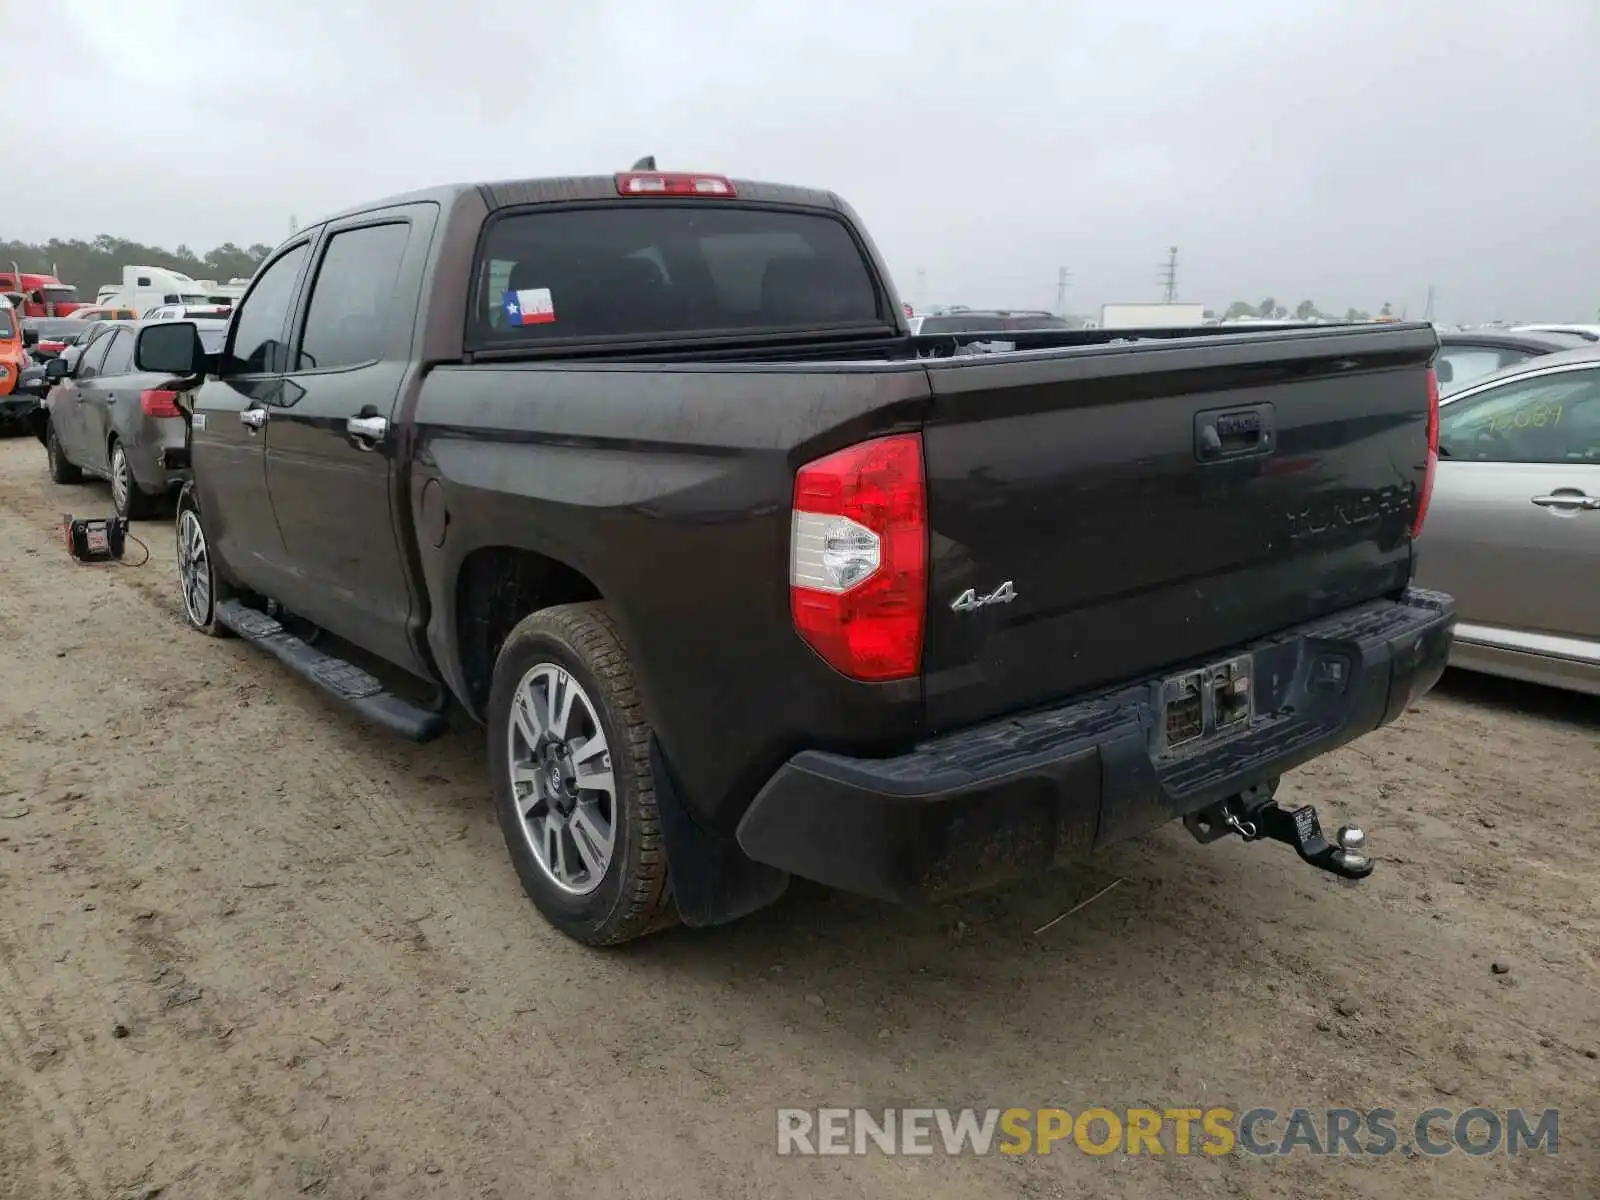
[951,581,1017,613]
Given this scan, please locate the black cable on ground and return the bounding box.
[118,532,150,567]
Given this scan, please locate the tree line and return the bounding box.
[1221,297,1391,322]
[0,234,272,297]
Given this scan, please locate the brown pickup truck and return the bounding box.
[128,166,1453,943]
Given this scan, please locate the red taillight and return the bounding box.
[1411,367,1440,537]
[140,389,181,418]
[790,433,927,682]
[614,172,736,197]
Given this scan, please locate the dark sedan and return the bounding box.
[1436,328,1593,395]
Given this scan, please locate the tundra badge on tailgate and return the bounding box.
[951,580,1017,613]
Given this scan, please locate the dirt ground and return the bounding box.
[0,433,1595,1200]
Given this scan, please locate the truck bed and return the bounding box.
[409,321,1439,832]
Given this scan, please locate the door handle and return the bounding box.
[239,408,267,431]
[1195,403,1276,461]
[1530,492,1599,512]
[346,414,388,448]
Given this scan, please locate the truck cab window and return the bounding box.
[472,205,881,346]
[295,223,410,370]
[225,243,309,375]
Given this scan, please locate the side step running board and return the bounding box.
[214,599,448,743]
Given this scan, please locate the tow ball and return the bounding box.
[1184,785,1374,880]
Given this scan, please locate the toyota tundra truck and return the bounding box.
[131,167,1454,944]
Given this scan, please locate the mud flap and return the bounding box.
[650,736,789,927]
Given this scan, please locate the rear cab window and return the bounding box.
[469,204,884,349]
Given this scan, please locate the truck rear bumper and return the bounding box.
[735,588,1455,902]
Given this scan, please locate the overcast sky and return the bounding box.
[6,0,1597,323]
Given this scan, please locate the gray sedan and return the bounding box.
[43,319,225,520]
[1415,346,1600,695]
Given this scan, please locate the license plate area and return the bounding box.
[1157,654,1254,756]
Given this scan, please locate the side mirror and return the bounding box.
[22,328,38,347]
[44,356,70,380]
[135,321,203,375]
[1435,358,1454,385]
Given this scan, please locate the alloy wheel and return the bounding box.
[111,445,130,515]
[505,663,617,895]
[176,509,212,627]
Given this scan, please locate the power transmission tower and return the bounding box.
[1422,285,1437,322]
[1158,246,1179,303]
[288,214,299,235]
[1055,266,1071,314]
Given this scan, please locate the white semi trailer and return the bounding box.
[1097,302,1208,329]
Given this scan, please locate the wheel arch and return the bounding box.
[452,545,604,719]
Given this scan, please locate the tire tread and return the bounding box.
[47,421,82,484]
[497,601,674,945]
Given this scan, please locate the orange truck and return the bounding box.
[0,295,43,432]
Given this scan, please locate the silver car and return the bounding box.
[1415,346,1600,695]
[42,319,226,520]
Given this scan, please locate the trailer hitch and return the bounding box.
[1184,786,1373,880]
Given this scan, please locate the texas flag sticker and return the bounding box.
[502,287,555,326]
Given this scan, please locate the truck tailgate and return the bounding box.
[920,324,1440,732]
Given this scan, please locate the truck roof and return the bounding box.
[315,174,848,227]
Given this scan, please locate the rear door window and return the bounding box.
[1437,346,1512,393]
[294,222,410,370]
[471,205,883,347]
[1440,369,1600,464]
[76,330,115,379]
[98,329,135,376]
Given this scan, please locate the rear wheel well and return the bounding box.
[455,547,602,712]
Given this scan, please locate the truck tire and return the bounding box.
[46,419,82,484]
[487,602,674,945]
[175,497,234,637]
